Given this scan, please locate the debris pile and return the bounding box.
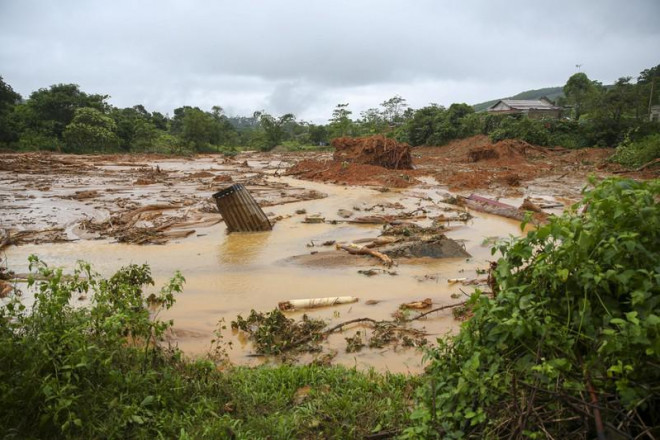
[466,139,549,163]
[285,159,416,188]
[332,135,413,170]
[414,135,618,191]
[77,203,220,244]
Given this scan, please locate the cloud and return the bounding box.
[1,0,658,122]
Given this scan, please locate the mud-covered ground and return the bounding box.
[2,137,652,372]
[0,152,323,247]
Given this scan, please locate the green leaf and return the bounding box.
[557,268,569,282]
[625,311,640,325]
[140,395,155,407]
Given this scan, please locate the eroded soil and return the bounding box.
[2,138,648,372]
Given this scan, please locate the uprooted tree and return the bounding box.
[332,135,413,170]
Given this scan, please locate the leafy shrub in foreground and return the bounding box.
[0,259,215,438]
[406,178,660,439]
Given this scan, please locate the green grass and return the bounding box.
[217,365,417,439]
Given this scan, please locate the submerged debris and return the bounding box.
[230,301,467,360]
[357,268,397,277]
[400,298,433,310]
[231,309,327,355]
[345,331,366,353]
[278,296,359,311]
[303,214,325,224]
[78,203,217,244]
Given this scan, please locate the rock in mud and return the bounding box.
[380,236,470,259]
[337,209,353,218]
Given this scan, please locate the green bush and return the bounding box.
[405,178,660,439]
[489,116,551,146]
[0,258,198,438]
[17,129,63,151]
[0,258,415,439]
[611,133,660,168]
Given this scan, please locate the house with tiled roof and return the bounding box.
[487,97,562,119]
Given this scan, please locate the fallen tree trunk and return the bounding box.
[636,157,660,171]
[464,194,525,221]
[278,296,359,311]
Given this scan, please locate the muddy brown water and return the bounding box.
[4,175,530,374]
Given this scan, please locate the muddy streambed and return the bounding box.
[3,171,534,374]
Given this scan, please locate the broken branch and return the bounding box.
[336,243,394,267]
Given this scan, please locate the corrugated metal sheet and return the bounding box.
[213,184,272,233]
[497,99,560,110]
[491,101,512,111]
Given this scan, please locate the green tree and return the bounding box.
[111,106,151,151]
[0,76,22,144]
[563,72,600,120]
[358,108,386,135]
[405,105,445,146]
[308,124,329,145]
[170,106,236,152]
[380,95,408,126]
[585,77,651,147]
[132,119,159,151]
[328,103,353,138]
[0,76,21,113]
[637,64,660,117]
[403,103,477,146]
[254,111,295,151]
[24,83,108,140]
[599,77,638,123]
[181,108,215,151]
[209,105,238,147]
[150,111,169,131]
[63,107,119,153]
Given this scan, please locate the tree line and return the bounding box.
[0,63,658,155]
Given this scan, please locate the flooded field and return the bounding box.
[1,138,624,373]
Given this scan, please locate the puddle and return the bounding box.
[3,173,530,374]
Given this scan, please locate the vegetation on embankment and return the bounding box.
[1,177,658,439]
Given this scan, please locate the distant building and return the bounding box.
[487,97,562,119]
[650,105,660,122]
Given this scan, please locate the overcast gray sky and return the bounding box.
[1,0,658,122]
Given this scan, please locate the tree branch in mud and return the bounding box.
[0,229,9,251]
[409,301,468,321]
[283,301,468,353]
[335,243,394,267]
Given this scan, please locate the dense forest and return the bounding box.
[1,64,658,164]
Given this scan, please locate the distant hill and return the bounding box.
[472,86,564,112]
